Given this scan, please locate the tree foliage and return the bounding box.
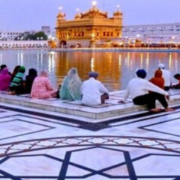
[14,31,48,41]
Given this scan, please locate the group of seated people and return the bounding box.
[0,65,109,106]
[0,63,178,111]
[0,64,38,95]
[120,63,179,112]
[60,68,109,106]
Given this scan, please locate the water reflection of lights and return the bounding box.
[91,57,94,71]
[0,53,2,64]
[118,54,121,66]
[17,51,24,65]
[169,53,172,70]
[175,60,178,72]
[146,53,149,70]
[49,51,55,56]
[127,52,130,68]
[48,52,55,73]
[140,53,143,68]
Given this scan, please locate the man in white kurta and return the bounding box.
[81,72,109,106]
[158,63,173,91]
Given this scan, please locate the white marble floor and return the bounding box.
[0,103,180,180]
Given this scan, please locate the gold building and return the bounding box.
[56,2,123,48]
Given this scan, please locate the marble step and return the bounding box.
[0,90,179,120]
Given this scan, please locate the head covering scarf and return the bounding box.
[0,64,7,72]
[11,65,21,81]
[26,68,38,93]
[60,68,82,100]
[19,66,26,73]
[40,70,48,77]
[149,69,164,89]
[0,68,11,91]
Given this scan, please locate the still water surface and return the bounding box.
[0,49,180,91]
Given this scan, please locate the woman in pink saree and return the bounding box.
[31,70,57,99]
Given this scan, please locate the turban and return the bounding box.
[136,69,147,79]
[89,72,98,78]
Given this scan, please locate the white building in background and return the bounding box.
[41,26,51,35]
[0,40,48,49]
[0,31,23,41]
[122,22,180,44]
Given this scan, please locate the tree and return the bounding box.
[34,31,48,40]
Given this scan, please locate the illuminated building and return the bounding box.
[55,2,123,48]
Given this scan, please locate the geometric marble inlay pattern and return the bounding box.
[0,103,180,179]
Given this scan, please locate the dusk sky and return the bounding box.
[0,0,180,31]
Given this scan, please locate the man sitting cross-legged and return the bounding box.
[81,72,109,106]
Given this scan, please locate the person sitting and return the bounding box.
[11,65,21,81]
[119,69,173,112]
[171,73,180,89]
[60,68,82,100]
[158,63,173,91]
[26,68,38,93]
[31,70,57,99]
[0,64,7,73]
[0,68,11,91]
[81,72,109,106]
[149,69,173,111]
[9,66,26,95]
[0,64,11,76]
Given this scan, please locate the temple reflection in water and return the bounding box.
[55,51,180,91]
[0,50,180,91]
[55,52,121,91]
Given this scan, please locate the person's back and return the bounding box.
[26,68,37,93]
[158,63,173,90]
[81,72,109,106]
[0,68,11,91]
[31,71,57,99]
[60,68,82,100]
[161,69,171,86]
[31,76,51,98]
[125,77,149,99]
[149,69,164,89]
[9,66,26,95]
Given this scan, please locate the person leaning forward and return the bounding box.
[81,72,109,106]
[119,69,173,112]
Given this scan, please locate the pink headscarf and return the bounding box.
[0,68,11,91]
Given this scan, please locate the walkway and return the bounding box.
[0,90,179,179]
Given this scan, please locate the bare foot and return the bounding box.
[118,100,125,104]
[165,107,175,112]
[8,91,16,95]
[150,108,162,112]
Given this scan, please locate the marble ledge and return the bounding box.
[0,90,179,120]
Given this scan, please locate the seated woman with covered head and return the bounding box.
[59,68,82,100]
[31,70,57,99]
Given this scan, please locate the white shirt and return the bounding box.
[161,69,173,87]
[123,77,168,101]
[81,78,109,106]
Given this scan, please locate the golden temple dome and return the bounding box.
[80,2,108,19]
[74,9,82,19]
[57,7,66,21]
[113,5,123,18]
